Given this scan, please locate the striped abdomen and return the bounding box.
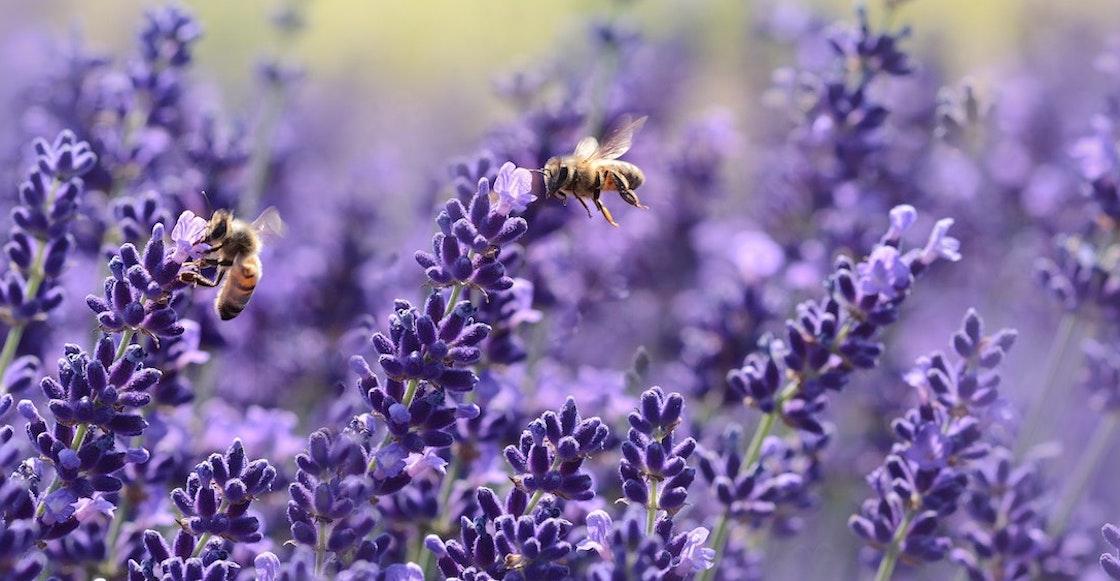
[216,254,261,320]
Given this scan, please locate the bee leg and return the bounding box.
[178,260,231,287]
[592,191,620,227]
[610,170,647,209]
[180,271,221,287]
[575,195,595,219]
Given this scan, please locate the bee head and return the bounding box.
[539,158,568,196]
[207,210,233,242]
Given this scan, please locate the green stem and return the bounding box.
[743,410,778,466]
[1014,313,1077,459]
[873,509,916,581]
[1048,411,1120,536]
[116,328,136,360]
[0,179,61,393]
[445,284,464,316]
[646,480,660,535]
[699,408,780,581]
[193,532,212,558]
[526,490,544,514]
[315,522,329,575]
[0,324,27,394]
[697,511,731,581]
[401,377,420,408]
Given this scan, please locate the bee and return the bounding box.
[540,115,648,227]
[179,207,285,320]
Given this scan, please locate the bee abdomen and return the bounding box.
[216,257,260,320]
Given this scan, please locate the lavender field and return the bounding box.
[2,1,1120,579]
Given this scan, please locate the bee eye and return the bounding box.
[210,222,227,240]
[557,166,569,183]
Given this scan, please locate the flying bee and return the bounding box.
[540,114,648,227]
[179,207,285,320]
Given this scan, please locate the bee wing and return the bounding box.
[573,136,599,160]
[590,115,647,161]
[250,206,287,244]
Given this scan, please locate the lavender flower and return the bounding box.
[850,310,1018,578]
[415,170,529,296]
[490,161,536,216]
[286,428,391,568]
[503,397,610,502]
[86,213,208,342]
[427,487,573,580]
[574,509,715,581]
[619,387,697,524]
[0,130,96,390]
[3,2,1120,579]
[1102,523,1120,579]
[366,292,490,396]
[170,439,276,544]
[126,530,239,581]
[951,451,1050,580]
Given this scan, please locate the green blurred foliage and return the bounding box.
[4,0,1117,161]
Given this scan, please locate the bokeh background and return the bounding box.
[5,0,1117,176]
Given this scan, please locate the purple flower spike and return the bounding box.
[0,131,96,326]
[415,166,529,294]
[620,387,697,517]
[171,439,275,544]
[505,397,609,501]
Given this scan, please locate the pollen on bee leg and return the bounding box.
[594,197,619,227]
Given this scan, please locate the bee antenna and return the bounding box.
[529,168,545,174]
[199,190,213,215]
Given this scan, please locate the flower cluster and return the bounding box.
[426,487,573,580]
[0,131,96,391]
[619,387,697,522]
[849,310,1025,578]
[170,439,275,543]
[86,212,209,342]
[415,163,531,297]
[284,427,392,573]
[503,397,610,502]
[16,336,158,539]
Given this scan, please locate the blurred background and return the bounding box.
[3,0,1117,179]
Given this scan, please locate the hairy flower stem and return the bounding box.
[0,324,28,395]
[698,512,732,581]
[743,407,780,468]
[1048,411,1120,536]
[526,488,545,515]
[646,480,660,535]
[1014,313,1077,459]
[445,284,465,317]
[116,328,137,360]
[0,177,62,393]
[700,406,781,581]
[315,522,329,575]
[874,509,916,581]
